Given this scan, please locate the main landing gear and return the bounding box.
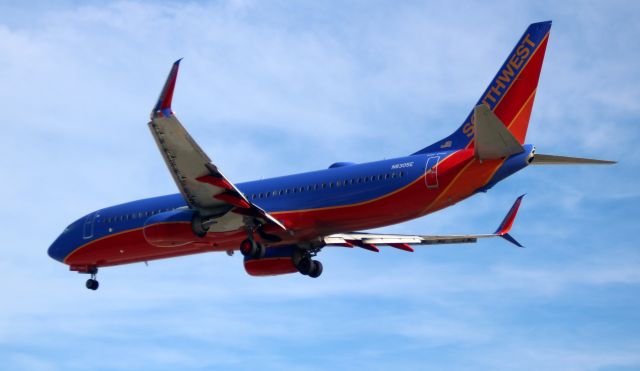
[239,226,323,278]
[293,248,323,278]
[84,267,99,290]
[296,256,323,278]
[239,238,266,259]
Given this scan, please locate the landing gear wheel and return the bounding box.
[191,213,209,238]
[308,260,323,278]
[240,239,257,257]
[83,267,99,290]
[85,279,99,290]
[239,239,265,259]
[296,257,313,275]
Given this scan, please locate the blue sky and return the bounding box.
[2,1,639,370]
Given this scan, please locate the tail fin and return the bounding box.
[413,21,552,155]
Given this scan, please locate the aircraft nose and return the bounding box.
[48,233,68,263]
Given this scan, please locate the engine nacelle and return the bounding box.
[143,209,199,247]
[244,245,299,276]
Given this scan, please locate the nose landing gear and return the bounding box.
[86,278,99,290]
[83,266,99,290]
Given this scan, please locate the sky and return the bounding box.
[2,1,640,370]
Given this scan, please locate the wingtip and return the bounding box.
[151,59,182,118]
[494,195,525,235]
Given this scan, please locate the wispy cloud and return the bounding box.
[2,1,640,370]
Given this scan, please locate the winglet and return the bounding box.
[494,194,525,247]
[151,58,182,119]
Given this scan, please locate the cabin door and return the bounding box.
[425,156,440,189]
[82,212,97,239]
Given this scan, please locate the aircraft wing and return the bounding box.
[324,195,525,251]
[148,60,285,230]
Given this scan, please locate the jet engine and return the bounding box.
[243,245,323,278]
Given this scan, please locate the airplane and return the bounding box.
[48,21,614,290]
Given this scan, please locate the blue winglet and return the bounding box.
[151,58,182,118]
[501,233,524,248]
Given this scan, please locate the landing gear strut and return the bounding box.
[84,267,99,290]
[191,213,209,238]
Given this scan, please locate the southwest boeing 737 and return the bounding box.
[48,21,614,290]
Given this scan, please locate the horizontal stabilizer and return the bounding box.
[531,154,616,165]
[474,105,524,160]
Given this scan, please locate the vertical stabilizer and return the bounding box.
[413,21,552,155]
